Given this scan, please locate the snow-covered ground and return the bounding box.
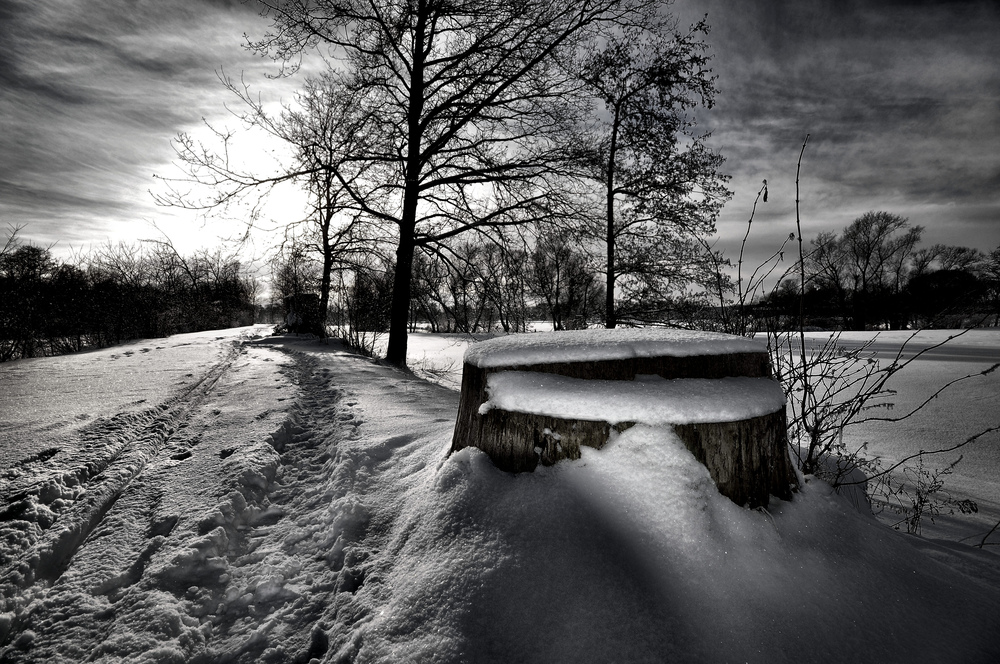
[2,326,999,662]
[406,329,1000,543]
[801,330,1000,543]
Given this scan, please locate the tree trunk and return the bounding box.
[318,181,334,339]
[451,332,797,508]
[385,1,428,368]
[604,108,620,329]
[386,228,416,367]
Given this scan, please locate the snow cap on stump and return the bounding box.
[451,328,798,508]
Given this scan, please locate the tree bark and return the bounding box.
[385,1,428,369]
[604,107,620,329]
[451,344,797,508]
[317,173,334,339]
[386,227,416,367]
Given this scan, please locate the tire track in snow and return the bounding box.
[2,336,456,661]
[7,342,348,663]
[1,338,298,661]
[0,339,245,618]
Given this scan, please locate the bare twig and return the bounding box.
[977,519,1000,548]
[838,425,1000,486]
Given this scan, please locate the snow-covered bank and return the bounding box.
[2,329,1000,662]
[804,330,1000,543]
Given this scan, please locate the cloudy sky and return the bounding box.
[0,0,295,257]
[671,0,1000,271]
[2,0,999,272]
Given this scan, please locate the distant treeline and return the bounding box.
[4,209,998,364]
[0,237,257,362]
[268,230,633,341]
[753,212,1000,332]
[270,211,1000,342]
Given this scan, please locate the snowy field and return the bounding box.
[1,326,1000,662]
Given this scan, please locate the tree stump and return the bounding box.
[450,329,798,508]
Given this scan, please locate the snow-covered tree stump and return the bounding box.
[450,329,798,508]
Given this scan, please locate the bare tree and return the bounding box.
[807,212,921,330]
[530,231,604,330]
[0,223,23,260]
[911,244,986,277]
[985,245,1000,326]
[242,0,662,366]
[843,211,921,329]
[159,70,388,337]
[576,14,728,328]
[279,74,392,333]
[270,242,321,306]
[807,231,853,328]
[477,237,531,334]
[410,231,531,334]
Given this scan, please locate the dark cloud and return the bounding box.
[671,0,1000,272]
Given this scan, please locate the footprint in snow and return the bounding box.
[149,514,179,538]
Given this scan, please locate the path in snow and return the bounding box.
[0,330,241,469]
[1,330,304,660]
[0,331,460,662]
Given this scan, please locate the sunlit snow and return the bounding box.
[481,372,786,424]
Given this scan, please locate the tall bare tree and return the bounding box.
[245,0,658,366]
[280,75,389,333]
[577,14,728,328]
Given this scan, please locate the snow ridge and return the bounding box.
[465,328,764,368]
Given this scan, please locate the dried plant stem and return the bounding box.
[838,424,1000,487]
[737,180,768,306]
[978,519,1000,548]
[793,134,816,462]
